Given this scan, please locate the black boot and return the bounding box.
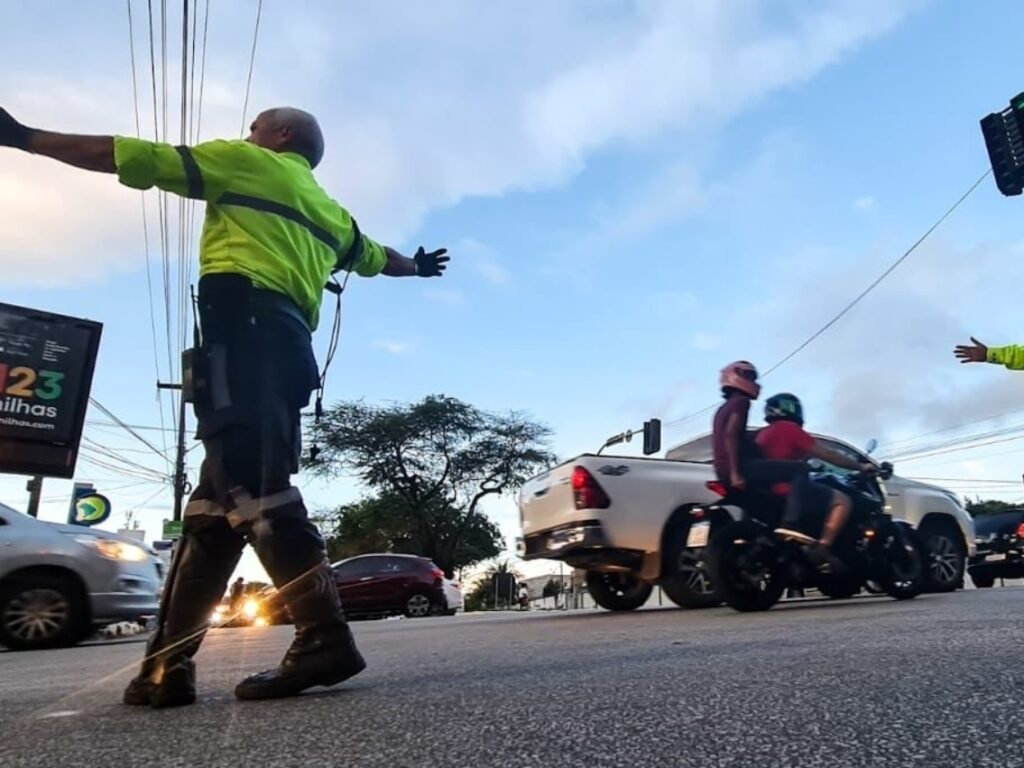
[236,514,365,700]
[234,616,366,700]
[123,515,244,708]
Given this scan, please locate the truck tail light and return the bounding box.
[571,466,611,510]
[706,480,728,497]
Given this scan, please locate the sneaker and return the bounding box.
[773,527,818,546]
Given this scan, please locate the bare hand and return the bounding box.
[730,471,746,490]
[954,336,988,364]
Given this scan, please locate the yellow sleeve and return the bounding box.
[113,137,240,201]
[354,234,387,277]
[987,344,1024,370]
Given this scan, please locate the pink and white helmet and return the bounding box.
[719,360,761,398]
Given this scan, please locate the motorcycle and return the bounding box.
[705,463,928,612]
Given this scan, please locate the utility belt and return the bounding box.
[182,274,318,419]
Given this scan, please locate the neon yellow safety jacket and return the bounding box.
[113,137,386,330]
[988,345,1024,370]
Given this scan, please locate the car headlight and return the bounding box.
[243,598,260,619]
[73,535,149,562]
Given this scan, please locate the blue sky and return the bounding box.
[5,0,1024,580]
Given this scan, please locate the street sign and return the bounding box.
[162,519,184,540]
[0,303,102,478]
[70,493,112,527]
[66,482,95,526]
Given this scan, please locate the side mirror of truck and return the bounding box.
[642,418,661,456]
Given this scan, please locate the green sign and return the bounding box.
[162,519,183,539]
[73,493,111,526]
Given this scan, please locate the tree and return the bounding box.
[966,498,1021,518]
[542,577,563,599]
[464,559,523,612]
[314,492,504,568]
[306,395,556,577]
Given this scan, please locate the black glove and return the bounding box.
[413,247,449,277]
[0,108,31,150]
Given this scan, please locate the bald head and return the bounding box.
[246,107,325,168]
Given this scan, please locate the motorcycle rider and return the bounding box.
[711,362,807,521]
[755,393,874,560]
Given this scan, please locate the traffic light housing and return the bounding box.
[980,92,1024,196]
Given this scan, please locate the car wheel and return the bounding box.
[404,592,433,618]
[661,521,721,609]
[0,574,87,651]
[586,572,653,611]
[921,522,966,593]
[970,570,996,589]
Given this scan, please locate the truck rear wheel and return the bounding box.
[586,572,652,611]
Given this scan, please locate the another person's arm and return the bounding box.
[954,337,1024,370]
[807,441,873,473]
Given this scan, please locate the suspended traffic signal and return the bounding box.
[980,92,1024,196]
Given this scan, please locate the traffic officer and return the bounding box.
[0,105,449,707]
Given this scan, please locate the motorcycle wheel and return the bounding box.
[872,523,927,600]
[707,521,785,612]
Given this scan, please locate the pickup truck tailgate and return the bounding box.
[518,462,577,537]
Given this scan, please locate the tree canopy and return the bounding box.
[306,395,556,576]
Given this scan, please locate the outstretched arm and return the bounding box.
[1,107,114,173]
[955,337,1024,370]
[382,246,449,278]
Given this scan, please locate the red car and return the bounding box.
[331,554,449,619]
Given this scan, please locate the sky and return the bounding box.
[4,0,1024,582]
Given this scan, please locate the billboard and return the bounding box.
[0,303,102,478]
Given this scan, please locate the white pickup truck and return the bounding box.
[517,431,975,611]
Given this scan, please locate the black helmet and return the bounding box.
[765,392,803,425]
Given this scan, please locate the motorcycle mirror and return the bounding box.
[865,438,878,456]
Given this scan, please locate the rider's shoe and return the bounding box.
[804,543,845,575]
[773,527,818,546]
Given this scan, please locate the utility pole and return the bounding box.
[157,382,187,522]
[25,475,43,518]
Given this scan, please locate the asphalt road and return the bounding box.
[2,589,1024,768]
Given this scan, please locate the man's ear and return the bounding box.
[277,125,293,148]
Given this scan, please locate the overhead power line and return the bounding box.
[88,398,172,466]
[239,0,263,136]
[660,169,992,436]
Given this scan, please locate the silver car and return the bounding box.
[0,503,162,651]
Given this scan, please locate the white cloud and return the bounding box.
[0,0,922,286]
[691,332,721,351]
[372,340,410,355]
[854,196,876,210]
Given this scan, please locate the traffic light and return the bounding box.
[980,92,1024,196]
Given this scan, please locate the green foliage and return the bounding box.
[966,498,1021,518]
[307,395,555,576]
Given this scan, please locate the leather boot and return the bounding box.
[123,516,244,708]
[236,516,364,700]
